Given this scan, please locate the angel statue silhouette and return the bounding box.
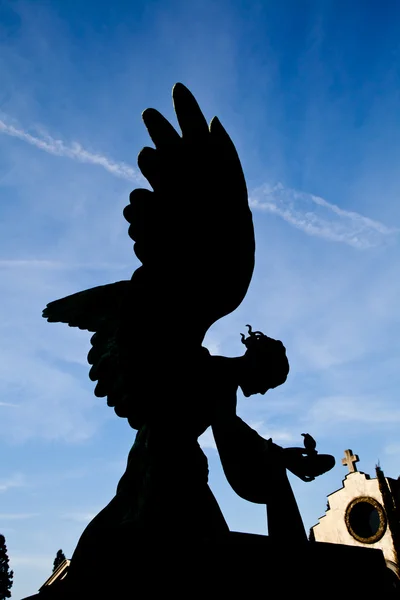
[43,84,334,585]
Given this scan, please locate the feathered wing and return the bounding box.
[43,281,129,332]
[43,84,255,428]
[43,281,136,417]
[123,83,255,342]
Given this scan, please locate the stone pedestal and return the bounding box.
[30,532,398,598]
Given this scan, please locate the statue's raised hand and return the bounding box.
[283,434,335,482]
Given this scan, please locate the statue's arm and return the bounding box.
[212,412,286,504]
[212,412,308,540]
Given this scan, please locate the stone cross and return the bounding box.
[342,449,359,473]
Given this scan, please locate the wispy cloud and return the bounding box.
[1,116,398,251]
[250,183,399,249]
[0,402,19,407]
[0,118,143,183]
[0,260,65,269]
[0,259,128,270]
[0,473,25,493]
[0,513,39,520]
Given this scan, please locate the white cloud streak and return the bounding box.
[250,183,399,249]
[0,259,128,271]
[1,116,397,249]
[0,260,64,269]
[0,118,143,183]
[0,513,39,520]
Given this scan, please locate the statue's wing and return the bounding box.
[43,281,129,332]
[123,83,255,343]
[42,275,173,429]
[43,281,136,421]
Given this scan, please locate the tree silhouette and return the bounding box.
[0,534,13,600]
[52,549,66,573]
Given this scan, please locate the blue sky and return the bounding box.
[1,0,400,596]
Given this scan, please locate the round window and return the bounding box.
[345,497,386,544]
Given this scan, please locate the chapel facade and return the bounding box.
[310,449,400,589]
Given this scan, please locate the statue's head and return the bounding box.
[239,325,289,397]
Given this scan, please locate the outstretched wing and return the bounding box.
[123,83,255,343]
[43,281,137,420]
[43,281,129,332]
